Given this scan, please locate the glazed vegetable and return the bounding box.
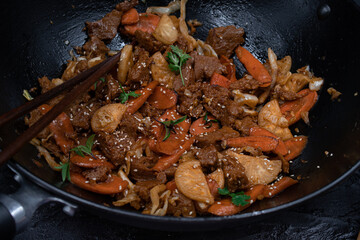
[124,13,160,35]
[283,136,308,161]
[117,45,134,84]
[150,51,177,88]
[147,86,177,109]
[263,176,298,198]
[126,81,159,114]
[121,8,139,25]
[91,103,127,133]
[152,14,178,45]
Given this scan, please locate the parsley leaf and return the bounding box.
[156,115,187,141]
[94,77,106,90]
[218,187,251,206]
[55,161,71,182]
[167,45,191,86]
[203,112,219,129]
[70,134,95,157]
[118,83,141,104]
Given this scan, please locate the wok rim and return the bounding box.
[7,158,360,226]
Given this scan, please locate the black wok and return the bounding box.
[0,0,359,237]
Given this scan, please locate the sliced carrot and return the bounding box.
[263,177,298,198]
[190,115,220,136]
[149,108,190,155]
[283,136,308,161]
[235,46,271,87]
[166,179,177,192]
[152,136,195,171]
[121,8,139,25]
[70,152,115,169]
[38,104,75,154]
[225,136,279,152]
[208,184,265,216]
[249,126,288,156]
[280,89,318,125]
[124,13,160,35]
[147,86,177,109]
[126,81,159,114]
[70,172,128,195]
[210,72,233,88]
[219,55,237,83]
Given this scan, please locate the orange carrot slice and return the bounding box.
[70,152,115,169]
[121,8,139,25]
[147,86,177,109]
[70,172,128,195]
[190,115,220,136]
[126,81,159,114]
[225,136,279,152]
[283,136,308,161]
[208,184,265,216]
[280,89,318,125]
[152,136,195,171]
[124,13,160,35]
[263,177,298,198]
[38,104,75,154]
[249,126,288,156]
[235,46,271,87]
[210,72,233,88]
[166,180,177,192]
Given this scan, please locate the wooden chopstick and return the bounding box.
[0,56,109,127]
[0,51,121,166]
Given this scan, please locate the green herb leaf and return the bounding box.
[167,45,191,86]
[55,161,71,182]
[94,77,106,90]
[156,115,187,141]
[203,112,219,129]
[218,187,251,206]
[118,83,141,104]
[70,134,96,157]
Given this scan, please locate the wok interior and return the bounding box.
[0,0,359,217]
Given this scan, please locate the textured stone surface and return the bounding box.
[0,165,359,240]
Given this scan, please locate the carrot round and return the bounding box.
[225,136,279,152]
[126,81,159,114]
[152,136,195,171]
[249,126,288,156]
[208,184,265,216]
[70,172,128,195]
[70,153,115,169]
[280,89,318,125]
[165,180,177,192]
[219,55,237,83]
[235,46,271,87]
[190,115,219,136]
[124,13,160,35]
[210,72,233,89]
[38,104,75,154]
[283,136,308,161]
[263,177,298,198]
[147,86,178,109]
[121,8,139,25]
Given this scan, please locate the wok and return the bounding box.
[0,0,359,237]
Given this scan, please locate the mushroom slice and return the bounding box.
[225,150,282,187]
[91,103,127,133]
[175,160,214,204]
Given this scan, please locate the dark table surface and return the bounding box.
[0,164,359,240]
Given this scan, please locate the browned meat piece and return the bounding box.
[86,9,122,40]
[234,116,258,136]
[173,52,196,91]
[205,25,245,58]
[66,99,101,130]
[229,74,260,92]
[195,126,240,147]
[272,85,299,101]
[127,48,151,85]
[194,54,226,80]
[82,166,111,183]
[116,0,139,12]
[167,191,196,217]
[134,30,166,54]
[95,74,122,103]
[77,35,109,58]
[175,35,189,53]
[96,128,136,166]
[38,76,55,93]
[176,82,204,118]
[194,145,219,171]
[138,102,165,119]
[119,112,151,137]
[221,155,249,192]
[130,156,158,181]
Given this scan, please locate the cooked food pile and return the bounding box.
[25,0,323,217]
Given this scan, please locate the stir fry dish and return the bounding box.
[24,0,324,217]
